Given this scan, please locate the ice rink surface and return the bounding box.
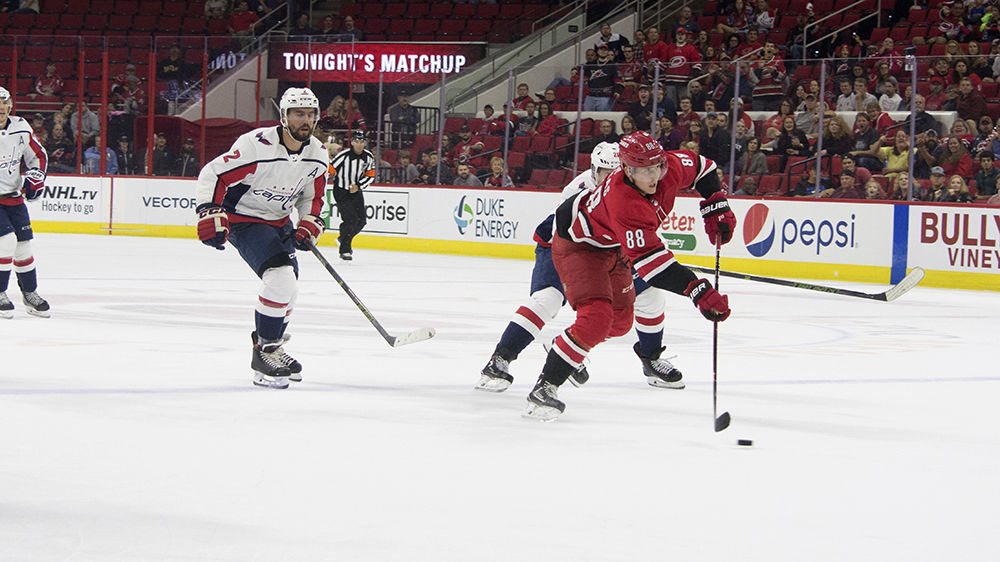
[1,233,997,561]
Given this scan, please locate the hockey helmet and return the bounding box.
[350,129,367,143]
[591,142,620,171]
[618,131,665,169]
[279,87,319,128]
[0,87,10,107]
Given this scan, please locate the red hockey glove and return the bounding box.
[22,169,45,201]
[294,214,325,251]
[197,204,229,250]
[700,191,737,245]
[684,279,731,322]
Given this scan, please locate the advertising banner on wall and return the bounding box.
[268,42,482,83]
[908,205,1000,273]
[111,177,200,227]
[29,176,108,224]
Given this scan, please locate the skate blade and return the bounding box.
[474,374,511,393]
[252,373,290,389]
[0,310,12,320]
[647,376,685,389]
[567,368,589,388]
[522,402,562,422]
[289,372,302,382]
[25,308,50,318]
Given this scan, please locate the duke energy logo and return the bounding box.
[743,203,775,257]
[453,195,475,234]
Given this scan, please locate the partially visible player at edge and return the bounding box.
[0,86,50,319]
[195,87,328,389]
[477,142,687,392]
[524,131,737,421]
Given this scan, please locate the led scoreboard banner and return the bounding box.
[268,42,482,83]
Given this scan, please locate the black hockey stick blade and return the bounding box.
[389,327,436,347]
[715,411,731,432]
[685,265,926,302]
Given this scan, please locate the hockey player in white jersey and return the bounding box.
[0,86,50,319]
[195,87,328,389]
[476,142,683,392]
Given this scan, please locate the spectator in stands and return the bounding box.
[733,176,758,196]
[748,41,786,111]
[839,153,872,185]
[28,113,45,135]
[675,96,700,139]
[975,151,1000,197]
[618,44,644,88]
[879,81,903,111]
[944,39,965,65]
[512,83,533,110]
[684,120,703,147]
[795,94,825,139]
[835,78,856,111]
[957,77,988,128]
[896,95,938,139]
[752,0,776,34]
[852,78,878,114]
[732,119,752,157]
[595,23,631,61]
[633,29,646,50]
[392,150,419,184]
[590,119,619,146]
[889,171,913,200]
[453,163,484,188]
[762,98,795,143]
[535,102,560,136]
[952,60,982,90]
[973,115,995,149]
[941,84,960,111]
[864,100,896,135]
[114,135,137,175]
[83,135,118,175]
[151,133,172,176]
[923,3,969,45]
[657,116,682,150]
[621,114,638,136]
[228,1,261,43]
[863,179,887,200]
[820,115,852,157]
[452,125,485,163]
[0,0,19,11]
[204,0,227,16]
[981,7,1000,42]
[420,151,455,185]
[928,57,952,81]
[288,12,314,38]
[871,38,903,78]
[688,79,707,112]
[652,85,678,124]
[848,113,882,171]
[870,62,898,98]
[919,166,946,200]
[157,45,191,88]
[943,174,974,202]
[899,84,914,112]
[776,116,811,170]
[583,45,622,111]
[30,61,63,100]
[830,44,857,83]
[480,104,505,136]
[792,83,809,110]
[660,28,701,103]
[737,29,763,59]
[339,15,363,41]
[584,48,598,64]
[740,137,768,177]
[866,130,916,178]
[671,6,699,39]
[818,170,863,199]
[704,59,736,111]
[937,135,974,177]
[787,167,827,197]
[924,78,948,111]
[173,138,200,177]
[69,102,99,147]
[485,156,515,188]
[515,102,537,136]
[714,0,751,35]
[317,15,337,37]
[537,88,558,105]
[388,92,419,148]
[967,41,993,80]
[46,123,76,173]
[785,14,811,72]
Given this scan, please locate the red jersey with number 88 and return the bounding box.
[560,149,717,283]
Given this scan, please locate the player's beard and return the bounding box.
[289,123,313,142]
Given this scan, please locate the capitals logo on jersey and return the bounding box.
[255,131,272,145]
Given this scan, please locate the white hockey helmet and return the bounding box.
[279,87,319,128]
[0,87,10,103]
[590,141,620,178]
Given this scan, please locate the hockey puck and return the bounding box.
[737,439,753,446]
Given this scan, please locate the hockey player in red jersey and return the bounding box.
[524,131,736,421]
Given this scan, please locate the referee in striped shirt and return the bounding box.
[329,130,375,261]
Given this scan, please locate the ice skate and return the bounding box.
[523,377,565,421]
[542,340,589,387]
[21,291,50,318]
[475,352,513,392]
[0,292,12,319]
[339,252,353,261]
[253,332,302,381]
[634,343,684,389]
[251,339,291,389]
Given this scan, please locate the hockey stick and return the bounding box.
[712,238,731,433]
[306,241,436,347]
[685,265,925,302]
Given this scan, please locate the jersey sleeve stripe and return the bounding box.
[694,155,717,182]
[27,134,47,171]
[632,248,677,281]
[213,162,258,205]
[308,175,325,216]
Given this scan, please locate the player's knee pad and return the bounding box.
[13,241,34,272]
[568,298,613,349]
[531,286,564,320]
[0,233,15,258]
[257,265,297,317]
[634,287,666,334]
[608,307,634,339]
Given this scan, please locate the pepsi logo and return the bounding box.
[743,203,775,257]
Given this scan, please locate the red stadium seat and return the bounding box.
[512,136,530,152]
[758,174,783,196]
[528,168,549,186]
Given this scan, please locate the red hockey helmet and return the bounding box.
[618,131,665,168]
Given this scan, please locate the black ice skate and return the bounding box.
[253,332,302,382]
[634,342,685,389]
[475,352,514,392]
[0,292,13,319]
[523,377,565,421]
[542,340,589,387]
[251,339,292,389]
[339,252,353,261]
[21,291,50,318]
